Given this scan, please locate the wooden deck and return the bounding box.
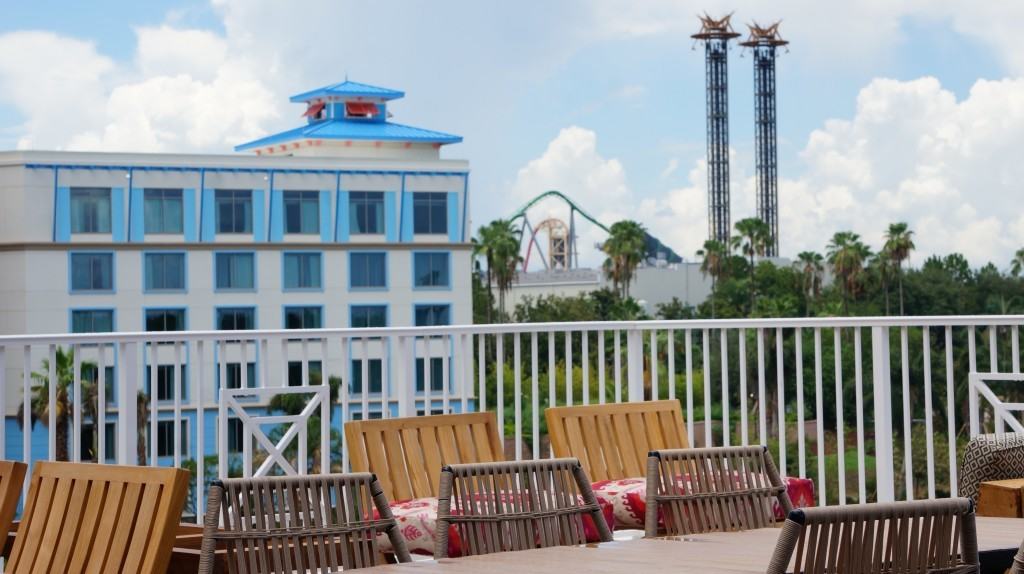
[360,517,1024,574]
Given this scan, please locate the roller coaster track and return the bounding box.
[508,190,609,232]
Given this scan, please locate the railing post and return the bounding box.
[871,326,895,503]
[118,341,138,466]
[396,335,415,417]
[626,327,644,402]
[968,372,979,436]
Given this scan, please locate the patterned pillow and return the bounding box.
[591,475,815,531]
[377,494,615,557]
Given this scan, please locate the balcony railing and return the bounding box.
[1,315,1022,523]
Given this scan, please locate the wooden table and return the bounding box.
[360,517,1024,574]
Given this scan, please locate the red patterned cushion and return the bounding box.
[377,495,615,557]
[591,475,815,530]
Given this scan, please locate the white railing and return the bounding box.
[1,315,1023,523]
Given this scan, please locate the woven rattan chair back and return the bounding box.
[435,458,613,558]
[767,499,979,574]
[1015,539,1024,574]
[645,446,792,537]
[6,461,189,574]
[0,460,26,545]
[546,400,688,482]
[199,472,410,573]
[344,411,504,501]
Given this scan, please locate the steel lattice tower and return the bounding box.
[693,14,740,245]
[741,22,787,257]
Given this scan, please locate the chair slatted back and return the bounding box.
[767,499,979,574]
[0,460,27,543]
[645,446,792,536]
[435,458,612,558]
[344,412,504,501]
[7,461,189,574]
[199,473,410,573]
[546,400,689,481]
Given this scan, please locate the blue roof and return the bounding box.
[290,80,405,103]
[235,118,462,151]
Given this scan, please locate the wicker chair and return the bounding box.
[435,458,613,558]
[767,499,979,574]
[199,473,411,573]
[645,446,793,537]
[1013,537,1024,574]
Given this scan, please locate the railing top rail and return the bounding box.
[1,315,1022,345]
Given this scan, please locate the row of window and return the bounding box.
[69,188,450,235]
[69,251,451,292]
[71,303,451,333]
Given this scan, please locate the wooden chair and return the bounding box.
[6,461,188,573]
[199,473,411,573]
[0,460,26,545]
[546,400,688,481]
[767,499,979,574]
[344,411,504,502]
[434,458,613,558]
[645,446,792,536]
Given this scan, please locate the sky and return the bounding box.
[1,0,1023,269]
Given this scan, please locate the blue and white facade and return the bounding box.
[0,81,471,469]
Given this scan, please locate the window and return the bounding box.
[287,360,322,387]
[349,411,383,421]
[70,188,111,233]
[145,308,186,332]
[351,359,383,394]
[349,192,384,234]
[80,422,116,462]
[415,357,445,392]
[144,189,183,234]
[217,307,256,331]
[81,365,116,403]
[215,253,255,290]
[215,190,253,233]
[155,420,188,457]
[227,418,244,452]
[415,304,450,327]
[146,365,186,401]
[412,192,447,234]
[285,306,322,329]
[222,362,257,389]
[349,252,386,289]
[350,305,387,328]
[71,309,114,333]
[144,253,186,291]
[414,252,450,288]
[283,253,322,290]
[70,253,114,292]
[284,191,320,234]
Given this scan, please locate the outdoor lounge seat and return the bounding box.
[958,432,1024,505]
[199,472,411,573]
[0,460,26,546]
[767,498,979,574]
[645,446,793,536]
[546,401,814,530]
[6,461,189,574]
[434,458,613,558]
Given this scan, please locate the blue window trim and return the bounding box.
[141,250,188,294]
[213,250,258,293]
[281,250,324,292]
[411,250,452,291]
[282,304,325,330]
[68,307,117,333]
[68,251,117,294]
[413,302,453,327]
[213,305,259,331]
[142,306,189,332]
[347,250,389,292]
[347,303,390,328]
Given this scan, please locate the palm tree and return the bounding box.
[1011,247,1024,277]
[826,231,872,315]
[601,220,647,299]
[697,239,729,318]
[474,219,522,321]
[730,217,772,312]
[19,347,98,462]
[884,222,915,315]
[795,251,824,315]
[870,247,894,315]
